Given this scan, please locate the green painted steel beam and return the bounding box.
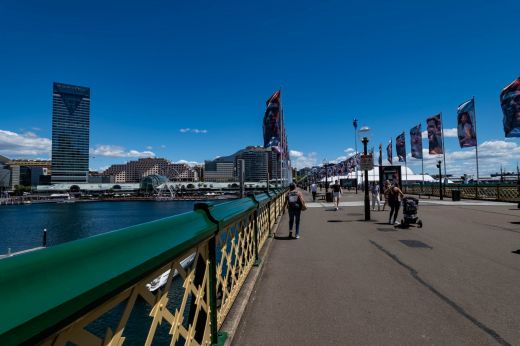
[0,210,217,345]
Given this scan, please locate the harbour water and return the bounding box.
[0,200,202,255]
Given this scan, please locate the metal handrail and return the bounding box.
[0,189,287,345]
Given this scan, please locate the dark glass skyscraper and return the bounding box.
[51,82,90,184]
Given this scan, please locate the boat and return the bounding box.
[146,252,196,292]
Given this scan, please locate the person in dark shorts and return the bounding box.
[287,183,307,239]
[331,180,342,211]
[388,183,404,225]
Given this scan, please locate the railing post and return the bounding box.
[497,185,500,201]
[268,200,273,237]
[247,193,261,266]
[208,235,219,345]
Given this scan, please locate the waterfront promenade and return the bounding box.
[233,190,520,345]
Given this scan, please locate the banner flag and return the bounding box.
[263,90,282,153]
[378,144,383,166]
[500,77,520,137]
[396,132,406,162]
[457,99,477,147]
[386,140,393,164]
[410,124,423,159]
[427,114,443,154]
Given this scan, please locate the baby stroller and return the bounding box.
[397,197,422,228]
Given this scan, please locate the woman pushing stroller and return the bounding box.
[387,183,404,225]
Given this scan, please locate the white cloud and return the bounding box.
[290,151,318,169]
[160,144,167,149]
[0,129,51,157]
[90,145,156,158]
[146,145,153,150]
[180,128,208,134]
[421,128,457,138]
[344,148,355,154]
[406,139,520,177]
[289,150,304,158]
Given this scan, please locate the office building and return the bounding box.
[51,82,90,184]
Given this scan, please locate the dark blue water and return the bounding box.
[0,200,199,254]
[0,199,230,344]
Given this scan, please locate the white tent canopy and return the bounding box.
[320,165,451,183]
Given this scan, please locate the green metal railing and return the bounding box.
[0,189,287,345]
[404,184,520,202]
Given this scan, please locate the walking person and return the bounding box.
[287,183,307,239]
[381,180,391,211]
[370,182,381,211]
[388,183,404,225]
[311,182,317,202]
[331,180,342,211]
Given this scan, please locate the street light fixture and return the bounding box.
[359,125,371,221]
[436,160,443,200]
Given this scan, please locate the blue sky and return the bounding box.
[0,1,519,177]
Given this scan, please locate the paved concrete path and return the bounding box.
[234,189,520,345]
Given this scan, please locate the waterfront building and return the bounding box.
[103,158,198,183]
[235,147,270,182]
[0,164,10,191]
[51,82,90,184]
[7,159,51,174]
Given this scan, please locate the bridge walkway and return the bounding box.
[233,189,520,345]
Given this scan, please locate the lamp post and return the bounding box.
[359,126,371,221]
[437,160,443,200]
[353,119,358,194]
[323,159,329,194]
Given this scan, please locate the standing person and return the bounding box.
[382,180,391,211]
[287,183,306,239]
[388,183,404,225]
[311,182,317,202]
[332,180,342,211]
[370,182,381,211]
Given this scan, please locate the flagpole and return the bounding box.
[473,96,480,199]
[403,130,408,191]
[421,155,424,195]
[440,112,447,193]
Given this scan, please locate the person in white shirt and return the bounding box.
[310,183,317,201]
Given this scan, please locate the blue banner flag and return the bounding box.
[386,140,392,165]
[457,99,477,147]
[500,77,520,137]
[396,132,406,162]
[427,114,443,154]
[410,124,423,159]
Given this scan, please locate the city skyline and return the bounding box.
[1,1,520,177]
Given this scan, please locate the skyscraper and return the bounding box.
[51,82,90,184]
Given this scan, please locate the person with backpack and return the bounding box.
[287,183,307,239]
[388,183,404,225]
[331,180,342,211]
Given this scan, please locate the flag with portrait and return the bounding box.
[427,114,443,154]
[386,140,392,164]
[410,124,423,159]
[396,132,406,162]
[500,77,520,137]
[263,90,282,153]
[457,99,477,147]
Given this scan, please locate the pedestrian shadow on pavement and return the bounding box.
[376,227,398,232]
[327,220,354,223]
[274,235,293,240]
[510,221,520,224]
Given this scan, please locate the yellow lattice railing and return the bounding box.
[406,184,520,202]
[0,189,288,345]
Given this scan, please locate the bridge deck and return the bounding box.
[234,189,520,345]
